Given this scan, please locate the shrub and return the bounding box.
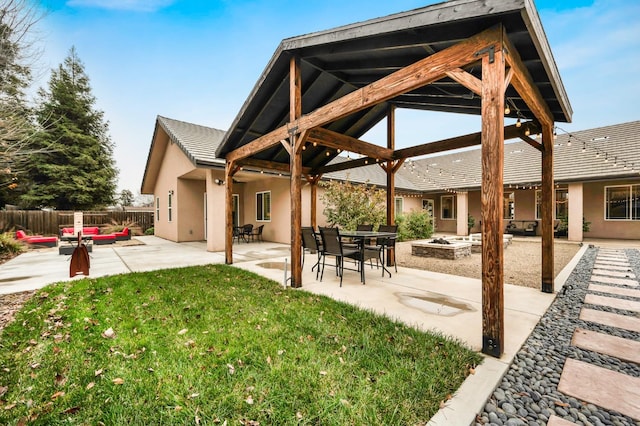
[0,232,25,257]
[396,209,434,241]
[320,179,386,230]
[144,227,154,235]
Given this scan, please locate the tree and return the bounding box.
[21,47,118,210]
[320,178,386,230]
[119,189,133,207]
[0,0,42,206]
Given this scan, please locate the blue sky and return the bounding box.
[34,0,640,194]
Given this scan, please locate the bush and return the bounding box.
[320,179,386,230]
[0,232,25,257]
[144,227,154,235]
[396,209,434,241]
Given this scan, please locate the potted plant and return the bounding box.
[468,214,475,235]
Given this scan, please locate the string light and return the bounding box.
[516,118,522,128]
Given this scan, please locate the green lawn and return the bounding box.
[0,264,481,425]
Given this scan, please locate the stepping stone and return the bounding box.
[588,283,640,298]
[558,358,640,421]
[594,264,633,272]
[592,268,636,279]
[597,257,628,263]
[580,308,640,333]
[571,328,640,364]
[594,260,631,267]
[547,415,579,426]
[591,276,638,287]
[584,294,640,313]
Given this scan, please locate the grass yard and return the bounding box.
[0,264,481,425]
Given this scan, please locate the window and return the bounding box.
[503,192,514,219]
[422,199,434,218]
[394,197,403,218]
[535,188,568,220]
[605,185,640,220]
[256,191,271,221]
[167,191,173,222]
[156,197,160,221]
[441,195,456,220]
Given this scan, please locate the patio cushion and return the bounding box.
[92,234,116,245]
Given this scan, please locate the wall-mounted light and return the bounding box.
[214,179,225,186]
[169,190,174,195]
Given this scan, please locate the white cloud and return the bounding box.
[66,0,175,12]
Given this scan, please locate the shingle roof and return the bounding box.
[157,116,226,167]
[399,120,640,192]
[324,156,418,191]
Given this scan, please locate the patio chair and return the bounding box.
[301,226,322,279]
[319,227,362,287]
[364,224,398,274]
[250,224,264,242]
[241,224,253,243]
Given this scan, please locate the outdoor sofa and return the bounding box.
[505,220,538,236]
[15,230,58,247]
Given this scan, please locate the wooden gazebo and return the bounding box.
[215,0,572,357]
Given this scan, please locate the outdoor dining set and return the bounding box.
[301,225,398,286]
[233,224,264,243]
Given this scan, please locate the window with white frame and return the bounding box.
[441,195,456,220]
[256,191,271,221]
[156,197,160,221]
[394,197,403,218]
[605,184,640,220]
[167,191,173,222]
[535,188,568,220]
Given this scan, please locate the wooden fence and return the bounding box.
[0,210,154,236]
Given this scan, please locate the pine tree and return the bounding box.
[21,47,118,210]
[0,0,40,206]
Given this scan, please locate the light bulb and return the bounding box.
[516,118,521,128]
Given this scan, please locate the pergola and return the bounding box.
[215,0,572,357]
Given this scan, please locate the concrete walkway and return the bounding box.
[0,235,637,425]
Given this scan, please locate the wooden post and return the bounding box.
[224,161,234,265]
[309,176,319,230]
[541,123,555,293]
[290,56,303,288]
[480,43,505,358]
[386,105,396,225]
[386,106,396,266]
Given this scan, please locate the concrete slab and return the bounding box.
[580,308,640,333]
[592,268,636,279]
[597,254,628,260]
[590,275,638,287]
[547,415,579,426]
[571,328,640,364]
[588,283,640,298]
[584,294,640,313]
[558,358,640,421]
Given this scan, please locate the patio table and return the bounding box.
[339,230,397,283]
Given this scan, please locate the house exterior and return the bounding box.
[142,117,640,247]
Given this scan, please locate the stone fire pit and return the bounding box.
[411,239,472,260]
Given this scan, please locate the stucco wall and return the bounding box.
[242,176,291,244]
[153,137,197,242]
[177,178,205,242]
[583,179,640,239]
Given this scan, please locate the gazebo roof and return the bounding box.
[216,0,571,170]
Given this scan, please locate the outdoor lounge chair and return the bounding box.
[318,227,362,287]
[15,230,58,248]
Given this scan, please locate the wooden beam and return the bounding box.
[502,29,554,127]
[394,123,538,159]
[541,122,555,293]
[445,68,482,96]
[480,42,505,358]
[519,134,543,152]
[226,26,502,165]
[290,56,302,122]
[314,156,381,175]
[280,139,292,156]
[386,105,396,226]
[306,128,393,160]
